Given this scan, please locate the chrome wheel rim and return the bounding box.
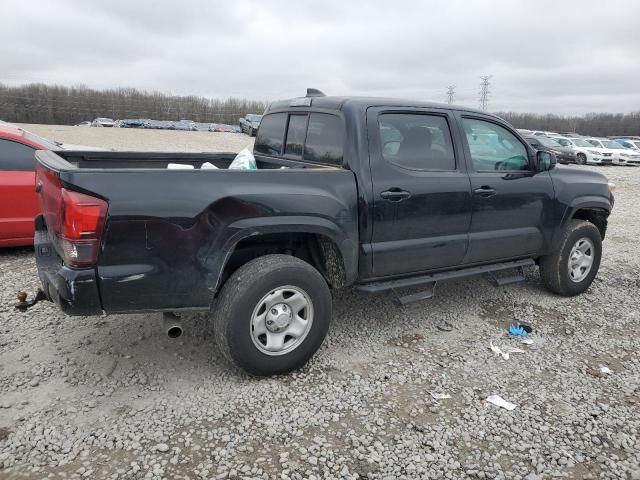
[568,237,595,283]
[250,286,314,356]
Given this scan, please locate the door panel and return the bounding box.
[0,139,38,242]
[457,115,555,264]
[464,172,555,263]
[0,171,38,240]
[367,108,472,277]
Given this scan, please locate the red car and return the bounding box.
[0,124,59,247]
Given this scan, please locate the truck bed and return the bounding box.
[44,150,338,170]
[34,150,359,314]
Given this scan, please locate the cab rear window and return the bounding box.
[255,112,343,166]
[254,113,287,155]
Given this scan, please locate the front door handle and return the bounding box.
[381,188,411,201]
[473,186,496,198]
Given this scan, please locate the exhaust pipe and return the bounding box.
[163,312,183,338]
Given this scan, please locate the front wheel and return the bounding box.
[576,153,587,165]
[539,220,602,296]
[213,255,332,376]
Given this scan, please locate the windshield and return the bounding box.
[571,138,592,147]
[603,141,625,149]
[633,141,640,149]
[537,137,562,148]
[22,131,60,149]
[247,114,262,122]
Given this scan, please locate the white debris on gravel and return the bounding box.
[1,165,639,479]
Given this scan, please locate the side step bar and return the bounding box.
[356,259,535,304]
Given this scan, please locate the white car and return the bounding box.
[585,138,640,166]
[552,136,613,165]
[614,138,640,153]
[91,117,115,127]
[531,130,558,136]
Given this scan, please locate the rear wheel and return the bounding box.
[576,153,587,165]
[213,255,331,376]
[539,220,602,296]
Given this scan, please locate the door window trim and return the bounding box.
[459,114,534,173]
[376,111,458,173]
[367,108,465,175]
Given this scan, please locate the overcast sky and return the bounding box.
[1,0,638,114]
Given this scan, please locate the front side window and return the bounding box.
[304,113,343,165]
[284,114,308,158]
[254,113,287,156]
[462,118,529,171]
[378,113,455,170]
[0,140,36,171]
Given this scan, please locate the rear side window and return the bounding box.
[304,113,343,165]
[254,113,287,156]
[284,114,308,158]
[0,139,36,171]
[378,113,455,170]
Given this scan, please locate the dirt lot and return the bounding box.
[0,127,639,479]
[16,124,255,152]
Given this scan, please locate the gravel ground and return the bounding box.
[16,124,255,153]
[0,134,639,479]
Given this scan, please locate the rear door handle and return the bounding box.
[473,186,496,198]
[380,189,411,201]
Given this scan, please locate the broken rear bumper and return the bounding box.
[34,215,103,316]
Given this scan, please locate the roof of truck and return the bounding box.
[266,95,497,118]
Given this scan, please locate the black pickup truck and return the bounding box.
[29,90,614,375]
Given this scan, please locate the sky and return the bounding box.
[1,0,639,115]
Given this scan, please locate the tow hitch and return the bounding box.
[14,289,47,312]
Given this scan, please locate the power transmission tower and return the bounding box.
[446,85,456,104]
[479,75,492,111]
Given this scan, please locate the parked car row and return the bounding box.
[517,129,640,166]
[76,118,242,133]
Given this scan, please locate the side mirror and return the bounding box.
[536,150,556,172]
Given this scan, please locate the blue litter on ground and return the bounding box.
[508,324,528,337]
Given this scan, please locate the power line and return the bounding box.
[446,85,456,105]
[479,75,492,111]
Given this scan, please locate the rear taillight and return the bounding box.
[36,163,108,267]
[58,189,108,267]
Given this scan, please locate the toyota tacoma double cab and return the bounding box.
[26,90,614,376]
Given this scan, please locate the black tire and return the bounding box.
[213,255,331,376]
[539,220,602,296]
[250,128,256,137]
[576,153,587,165]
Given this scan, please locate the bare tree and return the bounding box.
[0,83,268,125]
[496,111,640,137]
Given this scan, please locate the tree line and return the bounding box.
[0,83,268,125]
[496,111,640,137]
[1,83,638,136]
